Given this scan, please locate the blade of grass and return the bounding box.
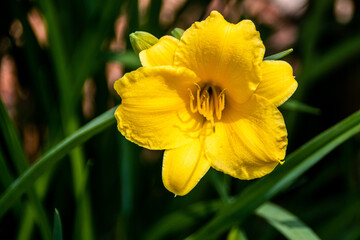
[53,209,63,240]
[37,0,86,200]
[9,0,56,119]
[0,99,51,240]
[145,0,161,35]
[300,34,360,91]
[0,106,116,218]
[117,134,137,238]
[187,108,360,239]
[208,170,231,203]
[73,161,93,240]
[0,99,28,173]
[35,2,94,237]
[264,49,293,60]
[37,0,71,101]
[17,202,36,240]
[119,135,136,217]
[0,147,22,218]
[127,0,139,37]
[281,99,321,115]
[71,0,124,103]
[255,202,320,240]
[0,147,14,188]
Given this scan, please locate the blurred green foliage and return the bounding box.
[0,0,360,239]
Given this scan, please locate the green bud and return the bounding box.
[171,28,185,40]
[129,31,159,55]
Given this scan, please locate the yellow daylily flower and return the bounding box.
[114,11,297,196]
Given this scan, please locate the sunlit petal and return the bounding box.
[114,66,203,150]
[255,60,298,106]
[139,36,179,67]
[162,140,211,196]
[205,95,287,179]
[174,11,265,104]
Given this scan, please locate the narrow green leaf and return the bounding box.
[73,161,93,240]
[17,204,36,240]
[53,209,63,240]
[187,109,360,239]
[37,0,71,105]
[0,147,14,188]
[70,0,125,103]
[0,99,51,240]
[255,202,320,240]
[145,0,162,35]
[0,107,117,218]
[281,99,321,115]
[264,49,293,60]
[209,170,231,203]
[119,135,136,217]
[0,98,28,173]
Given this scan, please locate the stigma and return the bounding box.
[188,83,226,126]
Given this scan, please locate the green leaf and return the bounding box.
[0,98,28,173]
[70,0,125,103]
[0,99,51,240]
[53,209,63,240]
[0,107,116,218]
[187,109,360,239]
[255,202,320,240]
[208,169,231,203]
[0,147,14,188]
[37,0,71,106]
[119,135,137,217]
[264,49,293,60]
[281,99,321,115]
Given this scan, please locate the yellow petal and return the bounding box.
[139,36,179,67]
[174,11,265,104]
[255,60,298,106]
[114,66,203,150]
[205,95,287,180]
[162,140,211,196]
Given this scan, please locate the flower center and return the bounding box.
[188,83,226,126]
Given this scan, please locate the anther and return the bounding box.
[188,83,226,125]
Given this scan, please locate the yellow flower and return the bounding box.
[114,11,297,196]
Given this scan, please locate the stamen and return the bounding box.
[188,89,197,113]
[187,83,226,127]
[216,89,226,120]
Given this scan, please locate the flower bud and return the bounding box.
[129,31,158,55]
[171,28,185,40]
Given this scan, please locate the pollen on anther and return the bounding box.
[188,83,226,124]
